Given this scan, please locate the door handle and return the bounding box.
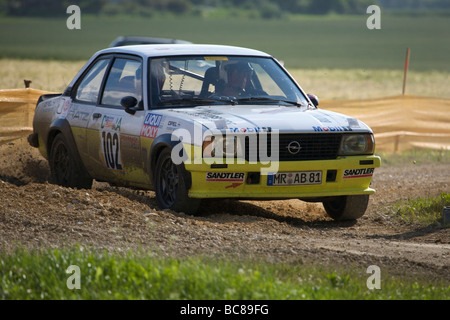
[93,113,102,119]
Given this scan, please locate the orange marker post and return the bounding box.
[402,48,410,95]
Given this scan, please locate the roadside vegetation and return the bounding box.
[1,246,448,300]
[376,149,450,167]
[380,149,449,226]
[387,193,450,226]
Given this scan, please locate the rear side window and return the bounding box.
[75,59,110,103]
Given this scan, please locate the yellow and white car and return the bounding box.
[28,44,380,220]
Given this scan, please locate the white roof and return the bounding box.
[96,44,272,58]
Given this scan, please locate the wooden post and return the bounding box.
[394,135,400,153]
[402,48,410,95]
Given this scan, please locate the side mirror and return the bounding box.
[307,93,319,107]
[121,96,138,115]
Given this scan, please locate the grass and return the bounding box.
[0,59,84,93]
[289,68,450,99]
[0,14,449,71]
[376,148,450,167]
[1,246,448,300]
[388,193,450,226]
[380,150,449,226]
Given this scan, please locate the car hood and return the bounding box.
[163,105,372,134]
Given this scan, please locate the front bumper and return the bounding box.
[185,155,381,199]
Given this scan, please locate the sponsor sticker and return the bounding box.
[57,98,72,118]
[312,125,352,132]
[343,168,374,179]
[168,109,232,124]
[227,127,271,133]
[101,115,122,131]
[141,113,162,138]
[68,107,89,122]
[347,118,360,128]
[204,56,228,61]
[165,120,181,132]
[312,114,332,123]
[120,135,139,149]
[41,98,61,112]
[206,172,245,182]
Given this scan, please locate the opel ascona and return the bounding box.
[28,44,381,220]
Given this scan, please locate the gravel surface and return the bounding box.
[0,137,449,282]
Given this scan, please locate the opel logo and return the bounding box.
[287,141,301,155]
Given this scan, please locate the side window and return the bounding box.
[101,58,142,107]
[75,59,109,103]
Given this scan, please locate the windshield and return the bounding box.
[149,56,309,108]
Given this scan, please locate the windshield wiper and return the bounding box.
[159,96,236,106]
[236,97,304,107]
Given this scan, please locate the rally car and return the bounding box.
[28,44,381,220]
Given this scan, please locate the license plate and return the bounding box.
[267,171,322,186]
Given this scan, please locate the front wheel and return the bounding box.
[154,148,201,215]
[322,195,369,221]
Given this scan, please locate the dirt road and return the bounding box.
[0,137,449,282]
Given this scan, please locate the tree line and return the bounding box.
[1,0,448,18]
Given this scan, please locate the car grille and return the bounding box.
[244,133,343,161]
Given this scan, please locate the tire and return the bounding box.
[154,148,201,215]
[322,195,369,221]
[49,133,93,189]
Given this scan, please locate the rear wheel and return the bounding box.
[49,133,93,189]
[154,148,200,215]
[322,195,369,221]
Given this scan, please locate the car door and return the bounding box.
[68,57,112,175]
[85,55,150,186]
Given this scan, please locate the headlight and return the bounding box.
[202,135,243,158]
[339,134,374,155]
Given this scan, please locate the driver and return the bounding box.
[221,62,253,97]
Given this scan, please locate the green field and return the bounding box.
[2,14,449,98]
[0,14,449,71]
